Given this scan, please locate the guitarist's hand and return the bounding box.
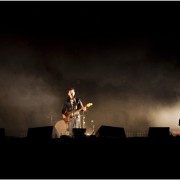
[82,107,87,111]
[62,114,67,119]
[62,114,69,123]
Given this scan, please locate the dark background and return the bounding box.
[1,1,180,137]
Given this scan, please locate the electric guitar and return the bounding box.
[64,103,93,124]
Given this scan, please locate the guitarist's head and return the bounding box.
[68,87,75,100]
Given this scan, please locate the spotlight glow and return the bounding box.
[149,102,180,133]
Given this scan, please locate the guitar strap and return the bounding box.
[73,98,80,110]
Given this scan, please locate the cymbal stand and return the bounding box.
[82,111,86,128]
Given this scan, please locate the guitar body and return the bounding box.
[64,111,79,124]
[63,103,93,125]
[54,103,93,137]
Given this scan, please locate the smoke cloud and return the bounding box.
[0,5,180,137]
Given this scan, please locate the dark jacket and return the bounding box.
[62,97,83,116]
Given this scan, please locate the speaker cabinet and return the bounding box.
[27,126,53,139]
[73,128,86,137]
[148,127,170,139]
[96,125,126,139]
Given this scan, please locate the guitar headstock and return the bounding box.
[86,103,93,107]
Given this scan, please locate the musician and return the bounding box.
[62,87,87,136]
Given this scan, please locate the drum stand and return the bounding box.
[65,123,70,136]
[49,111,56,126]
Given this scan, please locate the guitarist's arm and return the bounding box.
[62,112,71,123]
[78,99,87,112]
[62,102,69,122]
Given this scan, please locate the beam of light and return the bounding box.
[149,102,180,133]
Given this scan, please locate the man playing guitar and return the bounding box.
[61,87,87,136]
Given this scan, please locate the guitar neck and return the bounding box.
[66,103,92,116]
[75,106,85,113]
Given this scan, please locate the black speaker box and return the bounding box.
[95,125,126,139]
[148,127,170,139]
[73,128,86,137]
[27,126,53,139]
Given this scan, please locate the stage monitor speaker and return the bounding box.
[95,125,126,139]
[0,128,5,139]
[73,128,86,137]
[27,126,53,139]
[148,127,170,139]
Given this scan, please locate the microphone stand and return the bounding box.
[72,100,76,128]
[82,110,86,129]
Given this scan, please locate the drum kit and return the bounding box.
[51,114,94,138]
[54,114,86,138]
[48,103,94,138]
[54,120,69,137]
